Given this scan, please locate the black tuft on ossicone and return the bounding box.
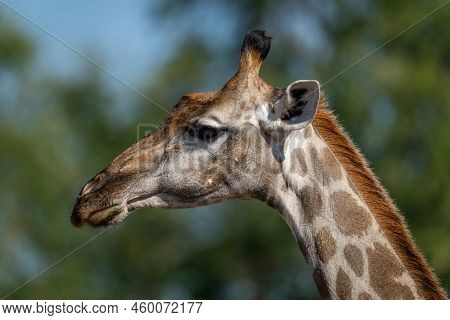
[241,30,272,60]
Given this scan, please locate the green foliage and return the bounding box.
[0,14,34,70]
[0,0,448,299]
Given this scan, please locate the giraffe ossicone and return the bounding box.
[71,30,447,300]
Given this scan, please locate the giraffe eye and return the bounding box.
[198,126,219,142]
[184,125,221,144]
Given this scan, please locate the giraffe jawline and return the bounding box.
[126,193,189,211]
[125,191,215,211]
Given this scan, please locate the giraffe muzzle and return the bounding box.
[71,170,134,227]
[71,192,127,228]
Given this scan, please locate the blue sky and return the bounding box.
[1,0,328,84]
[1,0,168,84]
[0,0,330,118]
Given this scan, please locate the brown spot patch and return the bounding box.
[344,244,364,277]
[309,146,342,184]
[357,292,373,300]
[309,147,323,179]
[367,243,415,299]
[331,191,371,237]
[336,268,352,299]
[293,149,308,175]
[313,105,446,299]
[299,182,323,224]
[314,227,336,263]
[313,269,330,299]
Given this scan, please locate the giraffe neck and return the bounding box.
[267,125,420,299]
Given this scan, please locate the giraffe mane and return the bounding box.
[312,94,447,300]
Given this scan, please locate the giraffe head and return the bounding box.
[71,30,320,227]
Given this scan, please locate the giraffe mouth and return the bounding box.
[71,192,171,228]
[71,193,177,228]
[89,204,126,227]
[71,201,127,228]
[72,189,220,228]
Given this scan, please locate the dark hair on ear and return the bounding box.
[241,30,272,60]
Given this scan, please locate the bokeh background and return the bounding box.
[1,0,449,299]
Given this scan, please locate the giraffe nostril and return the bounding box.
[81,181,94,195]
[81,172,106,196]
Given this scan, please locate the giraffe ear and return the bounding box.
[273,80,320,130]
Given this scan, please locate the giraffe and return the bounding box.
[71,30,447,299]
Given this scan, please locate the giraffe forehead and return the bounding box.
[163,76,278,134]
[193,96,268,129]
[165,66,277,129]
